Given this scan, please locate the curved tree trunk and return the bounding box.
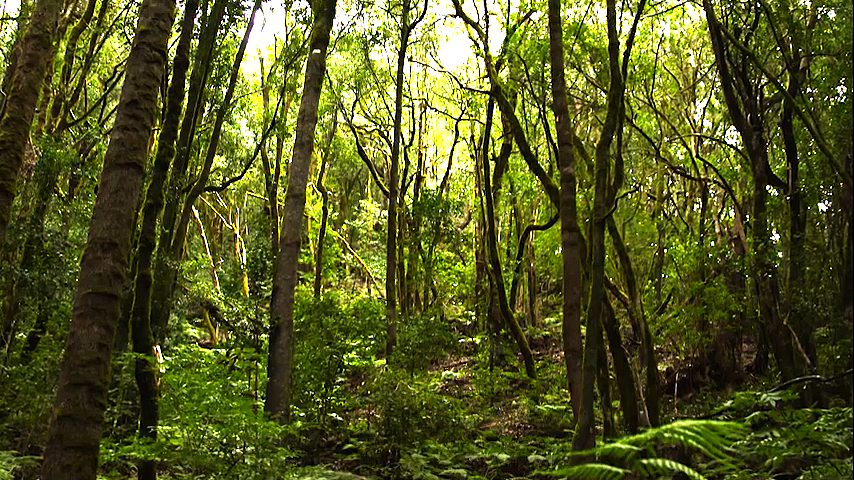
[265,0,337,423]
[41,0,177,477]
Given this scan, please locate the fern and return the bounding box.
[539,420,744,480]
[637,458,706,480]
[542,463,631,480]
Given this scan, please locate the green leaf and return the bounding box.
[637,458,706,480]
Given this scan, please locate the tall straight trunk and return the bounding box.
[384,0,409,357]
[0,0,61,252]
[41,0,177,476]
[129,1,198,477]
[547,0,583,422]
[265,0,337,423]
[573,0,620,452]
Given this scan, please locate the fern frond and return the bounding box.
[595,442,644,463]
[637,458,707,480]
[623,420,743,461]
[536,463,630,480]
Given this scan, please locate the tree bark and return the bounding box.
[265,0,337,423]
[128,2,197,475]
[602,293,639,433]
[547,0,583,422]
[573,0,620,452]
[0,0,61,253]
[149,0,228,342]
[41,0,176,477]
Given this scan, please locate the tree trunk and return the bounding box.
[314,111,336,298]
[547,0,583,422]
[265,0,337,423]
[602,295,639,433]
[0,0,61,252]
[384,0,411,357]
[573,0,620,452]
[481,102,536,379]
[149,0,228,342]
[41,0,176,477]
[607,217,660,426]
[129,1,197,475]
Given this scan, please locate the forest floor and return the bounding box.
[279,320,854,480]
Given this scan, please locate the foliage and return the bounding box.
[540,420,745,480]
[364,369,469,448]
[100,346,293,480]
[0,450,39,480]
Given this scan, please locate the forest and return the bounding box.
[0,0,851,478]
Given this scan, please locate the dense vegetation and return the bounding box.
[0,0,851,479]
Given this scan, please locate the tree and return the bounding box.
[265,0,338,423]
[129,0,198,478]
[0,0,61,252]
[40,0,177,476]
[546,0,583,421]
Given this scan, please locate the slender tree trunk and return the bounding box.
[0,0,61,253]
[481,107,536,379]
[128,2,196,476]
[265,0,337,423]
[607,217,660,425]
[602,295,639,433]
[150,0,228,342]
[547,0,583,422]
[573,0,620,452]
[41,0,177,476]
[385,0,425,356]
[314,111,336,298]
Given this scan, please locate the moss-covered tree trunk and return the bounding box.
[0,0,61,252]
[149,0,228,342]
[40,0,177,477]
[547,0,583,421]
[265,0,337,423]
[129,1,198,478]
